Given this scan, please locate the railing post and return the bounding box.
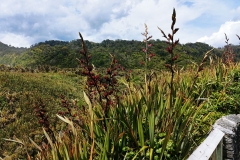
[210,139,223,160]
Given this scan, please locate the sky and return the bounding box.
[0,0,240,48]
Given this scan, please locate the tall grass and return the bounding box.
[3,8,240,160]
[23,8,217,160]
[0,71,84,158]
[27,65,217,159]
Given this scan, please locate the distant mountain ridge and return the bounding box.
[0,39,239,69]
[0,41,27,55]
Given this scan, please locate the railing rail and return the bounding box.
[188,114,240,160]
[188,128,224,160]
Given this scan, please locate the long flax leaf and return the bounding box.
[132,146,148,160]
[116,105,138,147]
[149,148,154,160]
[83,91,94,160]
[43,128,54,149]
[159,125,171,160]
[63,143,70,160]
[137,114,145,147]
[148,108,155,148]
[29,137,42,152]
[3,138,24,146]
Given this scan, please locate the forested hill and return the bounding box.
[0,42,27,55]
[0,39,239,69]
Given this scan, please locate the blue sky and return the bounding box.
[0,0,239,48]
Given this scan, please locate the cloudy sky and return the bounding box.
[0,0,240,48]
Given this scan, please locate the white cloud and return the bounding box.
[198,21,240,47]
[0,0,239,47]
[0,33,33,47]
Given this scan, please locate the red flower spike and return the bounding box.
[107,101,113,106]
[87,65,93,71]
[142,48,147,53]
[168,34,173,41]
[103,83,108,88]
[198,67,204,72]
[39,120,44,124]
[109,90,113,95]
[173,28,179,34]
[146,35,152,40]
[112,78,117,84]
[103,92,108,97]
[58,111,64,115]
[158,27,168,39]
[107,68,111,74]
[172,8,176,21]
[173,39,179,47]
[172,55,179,61]
[148,44,153,47]
[166,46,172,53]
[140,61,145,65]
[95,74,100,79]
[80,50,85,55]
[81,71,88,75]
[236,34,240,40]
[165,64,171,69]
[149,53,156,58]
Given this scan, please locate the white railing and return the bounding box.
[188,114,240,160]
[188,128,224,160]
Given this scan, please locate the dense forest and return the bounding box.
[1,38,239,70]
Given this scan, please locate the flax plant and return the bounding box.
[28,115,89,160]
[117,71,208,159]
[113,8,211,159]
[222,33,235,66]
[24,8,213,160]
[158,8,179,109]
[141,24,155,96]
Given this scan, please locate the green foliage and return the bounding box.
[2,50,240,159]
[0,71,84,158]
[23,9,239,159]
[210,68,240,114]
[0,36,231,70]
[24,62,235,159]
[1,7,240,160]
[0,42,27,55]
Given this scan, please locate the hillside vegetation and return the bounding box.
[0,8,240,159]
[0,37,230,69]
[0,70,85,158]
